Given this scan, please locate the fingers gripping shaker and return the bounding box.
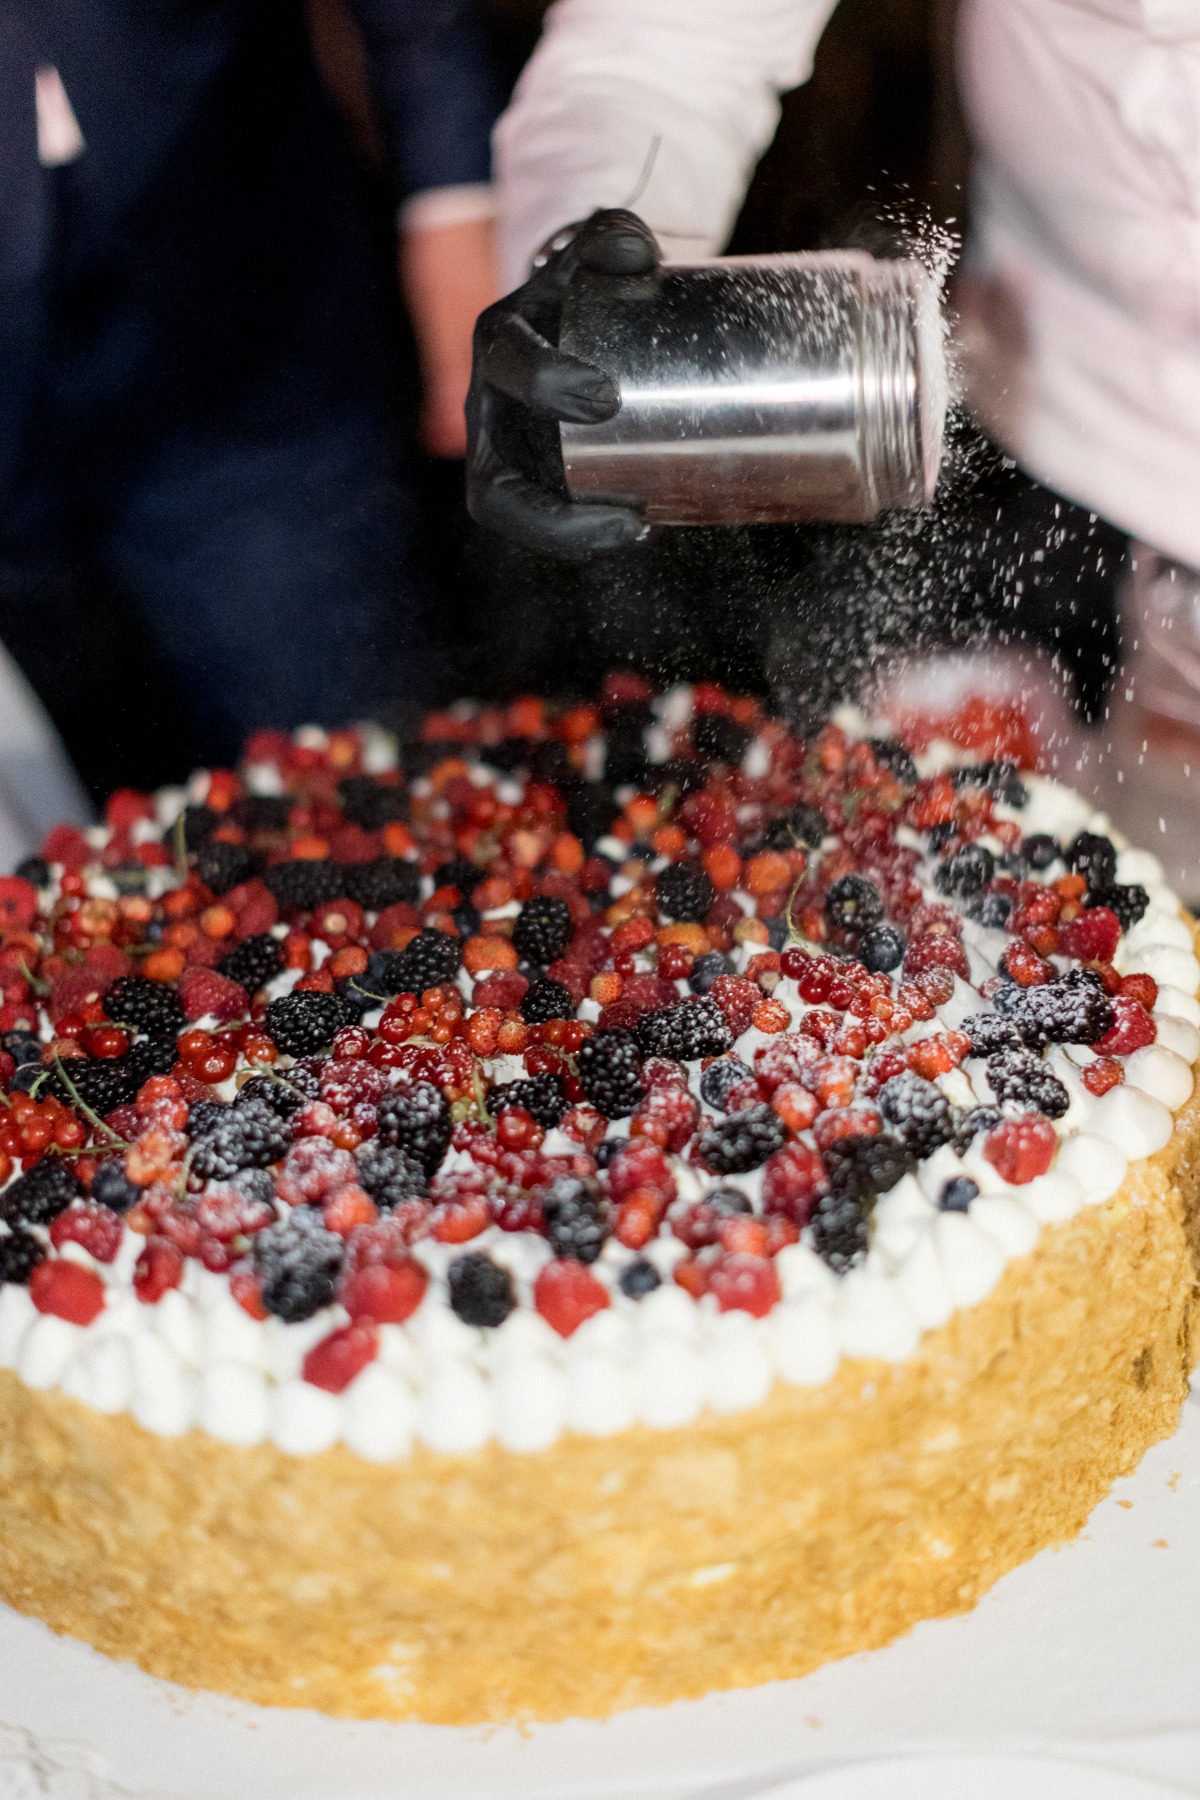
[558,251,948,526]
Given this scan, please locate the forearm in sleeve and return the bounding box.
[493,0,840,287]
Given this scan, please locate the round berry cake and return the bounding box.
[0,679,1196,1724]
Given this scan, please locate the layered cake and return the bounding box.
[0,676,1196,1724]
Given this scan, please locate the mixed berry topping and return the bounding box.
[0,674,1175,1426]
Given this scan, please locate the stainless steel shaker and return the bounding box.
[558,250,947,527]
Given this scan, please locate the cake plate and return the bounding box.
[3,1391,1199,1800]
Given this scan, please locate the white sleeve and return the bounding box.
[493,0,840,288]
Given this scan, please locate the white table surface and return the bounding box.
[2,1392,1198,1800]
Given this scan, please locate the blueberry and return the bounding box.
[618,1258,662,1300]
[939,1176,979,1212]
[935,844,995,899]
[689,951,733,995]
[859,924,906,973]
[968,891,1012,929]
[1021,833,1060,871]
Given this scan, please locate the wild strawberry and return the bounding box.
[718,1215,770,1256]
[706,1251,780,1317]
[907,1034,960,1080]
[799,1008,840,1048]
[133,1236,185,1303]
[770,1082,820,1133]
[230,1267,268,1319]
[322,1184,378,1236]
[429,1191,490,1242]
[1081,1057,1124,1097]
[1097,995,1157,1056]
[613,1190,663,1248]
[30,1259,106,1325]
[630,1084,698,1152]
[534,1258,610,1337]
[983,1114,1056,1185]
[49,1202,123,1263]
[340,1259,426,1324]
[761,1141,828,1224]
[303,1322,378,1394]
[1120,971,1158,1009]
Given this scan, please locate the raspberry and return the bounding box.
[983,1113,1056,1185]
[534,1257,610,1337]
[705,1251,780,1317]
[302,1322,378,1393]
[49,1203,124,1263]
[761,1141,827,1224]
[319,1057,387,1115]
[194,1184,275,1242]
[177,967,249,1024]
[904,934,970,981]
[640,1055,690,1090]
[322,1184,378,1235]
[274,1137,358,1206]
[29,1259,106,1325]
[1057,906,1121,964]
[1097,996,1157,1056]
[606,1140,676,1206]
[708,974,759,1037]
[698,1104,787,1175]
[133,1237,185,1304]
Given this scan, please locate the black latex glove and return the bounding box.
[466,208,660,558]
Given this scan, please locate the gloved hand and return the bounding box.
[465,208,660,558]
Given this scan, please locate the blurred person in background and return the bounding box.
[0,0,500,830]
[466,0,1198,742]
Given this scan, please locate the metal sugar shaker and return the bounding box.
[558,249,948,527]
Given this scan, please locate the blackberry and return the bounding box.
[1085,883,1149,931]
[604,725,648,786]
[194,839,257,896]
[939,1176,979,1212]
[0,1156,79,1227]
[513,896,574,965]
[692,713,750,765]
[1008,976,1114,1048]
[859,924,906,973]
[1066,831,1118,890]
[8,1065,48,1096]
[809,1190,870,1274]
[577,1029,645,1117]
[699,1057,755,1112]
[689,951,733,995]
[229,1167,275,1207]
[635,998,732,1062]
[934,844,995,899]
[490,1074,567,1129]
[90,1160,139,1213]
[968,891,1012,929]
[251,1210,343,1323]
[342,856,421,913]
[866,738,919,784]
[698,1104,787,1175]
[375,1081,452,1175]
[49,1054,137,1116]
[962,1012,1023,1057]
[952,760,1027,806]
[878,1073,956,1159]
[13,856,49,887]
[219,933,286,994]
[823,874,884,935]
[124,1035,180,1087]
[433,858,484,900]
[452,902,481,939]
[384,928,462,996]
[655,861,714,924]
[229,793,290,834]
[190,1100,291,1182]
[520,978,575,1024]
[186,1098,231,1139]
[2,1030,41,1070]
[447,1252,515,1327]
[264,990,356,1056]
[643,758,707,799]
[102,975,186,1038]
[593,1136,622,1169]
[529,739,572,785]
[338,775,407,831]
[480,736,533,773]
[262,859,348,912]
[985,1048,1070,1118]
[542,1175,609,1262]
[233,1074,305,1117]
[618,1258,661,1299]
[1021,833,1061,871]
[953,1104,1003,1149]
[927,823,956,853]
[354,1141,427,1207]
[824,1132,914,1202]
[763,803,827,850]
[0,1225,44,1284]
[562,780,618,849]
[166,804,218,851]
